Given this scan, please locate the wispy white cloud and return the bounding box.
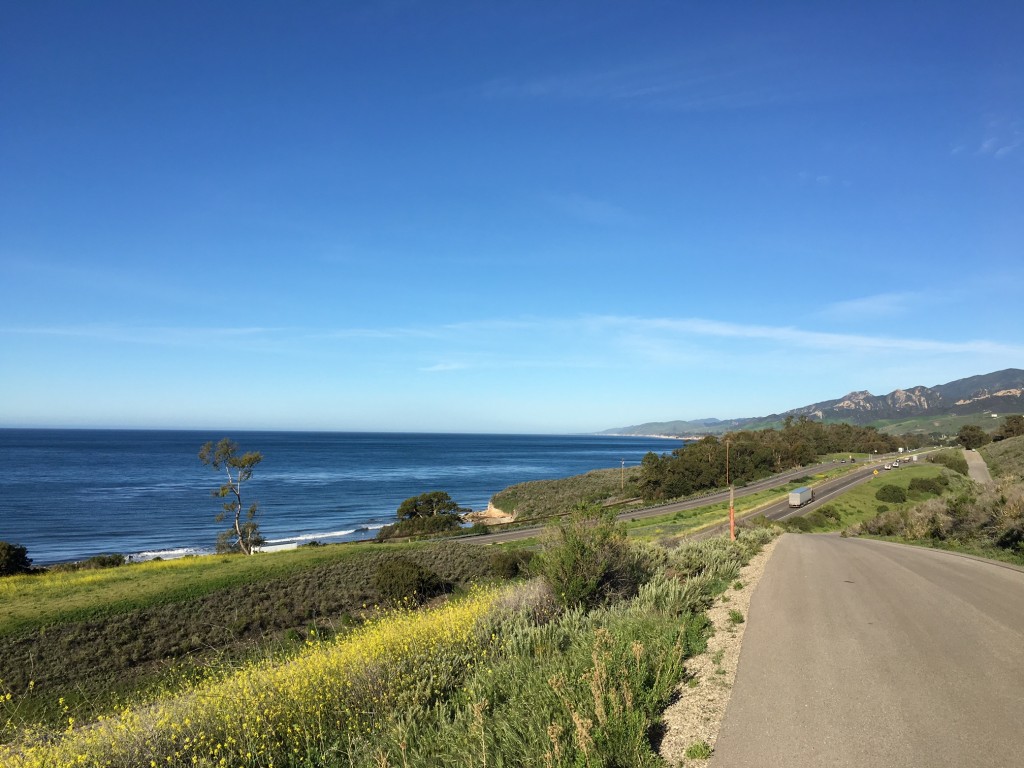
[6,314,1021,362]
[977,119,1023,159]
[590,315,1024,357]
[818,292,916,320]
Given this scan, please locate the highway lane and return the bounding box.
[711,535,1024,767]
[467,455,923,545]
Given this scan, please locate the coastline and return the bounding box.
[2,430,682,565]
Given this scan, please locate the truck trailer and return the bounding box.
[788,487,814,508]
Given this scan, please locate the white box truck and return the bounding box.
[789,487,814,508]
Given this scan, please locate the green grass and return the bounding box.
[0,541,390,637]
[0,541,511,735]
[622,473,837,541]
[685,740,714,759]
[980,433,1024,478]
[874,412,1018,437]
[784,464,960,533]
[491,466,644,521]
[1,519,778,767]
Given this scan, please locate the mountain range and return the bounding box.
[601,368,1024,437]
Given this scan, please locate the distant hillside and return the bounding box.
[602,368,1024,437]
[597,417,748,437]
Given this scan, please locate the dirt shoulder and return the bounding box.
[659,535,780,766]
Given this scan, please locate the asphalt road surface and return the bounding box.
[468,456,914,546]
[712,535,1024,767]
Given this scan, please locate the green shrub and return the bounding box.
[928,449,969,476]
[783,516,813,532]
[372,557,448,605]
[875,484,907,503]
[535,505,653,611]
[908,477,944,495]
[996,524,1024,552]
[488,549,533,579]
[817,504,842,522]
[685,741,713,759]
[49,553,126,573]
[376,514,462,541]
[0,542,32,576]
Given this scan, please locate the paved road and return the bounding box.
[713,535,1024,767]
[467,456,919,546]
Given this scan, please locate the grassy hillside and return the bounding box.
[873,411,1017,437]
[0,541,518,734]
[1,509,776,768]
[979,433,1024,478]
[780,464,964,533]
[803,438,1024,566]
[491,467,644,520]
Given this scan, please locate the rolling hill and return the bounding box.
[602,368,1024,437]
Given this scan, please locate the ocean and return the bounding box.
[0,429,681,564]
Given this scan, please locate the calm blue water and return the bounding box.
[0,430,680,564]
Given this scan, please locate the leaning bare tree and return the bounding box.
[199,438,265,555]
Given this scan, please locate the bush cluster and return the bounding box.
[875,484,908,503]
[857,482,1024,556]
[372,557,448,605]
[377,514,463,540]
[534,506,655,610]
[48,553,126,573]
[0,542,32,577]
[928,449,970,476]
[908,476,946,495]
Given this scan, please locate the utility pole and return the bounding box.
[726,438,735,541]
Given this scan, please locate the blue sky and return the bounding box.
[2,1,1022,433]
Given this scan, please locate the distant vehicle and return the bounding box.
[840,459,846,463]
[893,460,900,468]
[884,463,892,470]
[789,487,814,508]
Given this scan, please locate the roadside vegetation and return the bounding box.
[872,411,1023,439]
[494,419,913,522]
[15,427,1021,765]
[771,429,1024,567]
[0,542,513,733]
[376,491,479,541]
[1,505,776,768]
[980,432,1024,479]
[492,466,644,521]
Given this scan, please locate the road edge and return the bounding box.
[658,534,782,766]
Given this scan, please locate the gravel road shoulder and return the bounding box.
[658,535,780,766]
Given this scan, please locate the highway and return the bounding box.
[466,454,918,545]
[711,534,1024,767]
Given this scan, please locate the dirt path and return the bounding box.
[963,447,995,486]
